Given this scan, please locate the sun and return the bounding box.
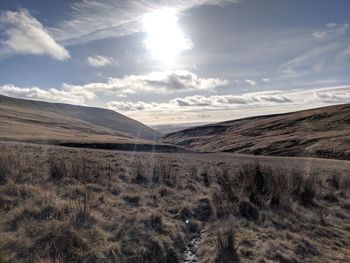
[142,9,192,65]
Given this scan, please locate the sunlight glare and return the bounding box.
[143,9,192,64]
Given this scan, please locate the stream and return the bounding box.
[183,229,206,263]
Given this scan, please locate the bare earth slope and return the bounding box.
[0,95,160,141]
[161,104,350,159]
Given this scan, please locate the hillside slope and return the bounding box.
[0,95,160,142]
[161,104,350,159]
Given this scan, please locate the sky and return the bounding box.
[0,0,349,125]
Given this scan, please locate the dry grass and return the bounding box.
[161,103,350,160]
[0,142,349,262]
[0,152,19,184]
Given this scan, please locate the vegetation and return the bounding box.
[161,103,350,160]
[0,143,349,262]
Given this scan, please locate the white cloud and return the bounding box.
[107,101,162,111]
[277,22,350,81]
[0,10,70,60]
[0,84,94,105]
[312,23,349,39]
[312,90,350,103]
[262,78,271,82]
[87,55,113,67]
[282,44,338,72]
[64,70,228,95]
[281,68,296,75]
[2,81,348,119]
[170,92,294,108]
[279,41,349,78]
[245,79,257,86]
[107,91,293,112]
[106,86,350,112]
[312,31,327,39]
[171,94,253,107]
[344,46,350,56]
[0,70,227,104]
[50,0,239,45]
[198,113,212,118]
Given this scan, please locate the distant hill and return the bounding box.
[0,95,161,145]
[161,104,350,160]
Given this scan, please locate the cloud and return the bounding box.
[258,95,291,103]
[87,55,113,67]
[344,46,350,56]
[0,84,95,105]
[106,86,350,112]
[50,0,239,45]
[107,101,160,111]
[245,79,257,86]
[198,113,212,118]
[312,23,349,39]
[280,43,340,77]
[312,90,350,103]
[3,82,348,118]
[64,70,228,95]
[170,92,293,108]
[281,68,296,75]
[282,44,338,73]
[276,22,350,82]
[312,31,327,39]
[106,91,293,112]
[262,78,271,82]
[0,70,227,104]
[172,94,253,107]
[0,10,70,60]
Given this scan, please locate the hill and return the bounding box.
[161,104,350,159]
[0,95,168,150]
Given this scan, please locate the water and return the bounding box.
[183,230,205,263]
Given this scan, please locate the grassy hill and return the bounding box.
[0,95,161,146]
[161,104,350,159]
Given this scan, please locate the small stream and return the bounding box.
[183,230,206,263]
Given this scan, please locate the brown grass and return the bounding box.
[161,103,350,160]
[0,142,349,263]
[0,152,19,184]
[214,226,239,263]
